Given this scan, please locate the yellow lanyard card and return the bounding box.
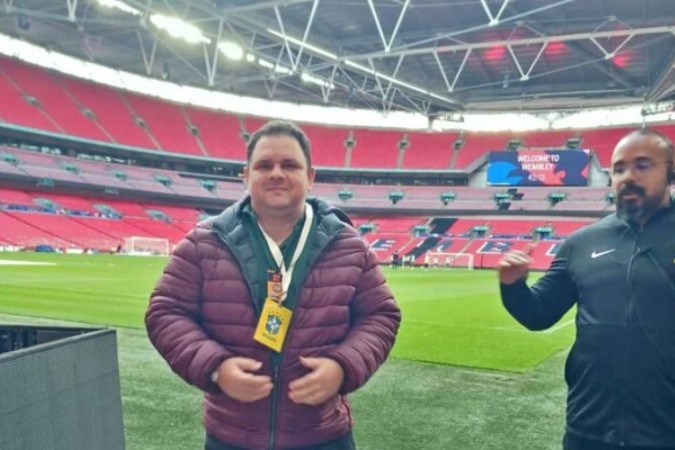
[253,298,293,352]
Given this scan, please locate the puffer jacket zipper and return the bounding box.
[213,212,343,450]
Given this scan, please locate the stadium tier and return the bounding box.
[183,106,246,160]
[142,203,202,223]
[518,130,576,149]
[461,238,533,269]
[0,66,60,132]
[454,131,514,169]
[349,129,401,169]
[549,220,595,237]
[31,193,98,214]
[0,184,609,262]
[552,200,613,212]
[122,217,186,243]
[58,75,157,148]
[1,57,672,263]
[401,132,458,170]
[302,125,350,168]
[0,210,78,248]
[1,143,623,214]
[1,57,674,172]
[482,219,545,236]
[0,188,203,251]
[368,217,427,233]
[0,57,109,141]
[123,93,204,156]
[527,240,562,270]
[0,188,36,204]
[366,232,413,262]
[6,211,121,250]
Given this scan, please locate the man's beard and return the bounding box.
[615,184,664,223]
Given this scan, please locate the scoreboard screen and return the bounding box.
[487,149,590,186]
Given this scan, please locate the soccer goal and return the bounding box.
[123,237,171,256]
[427,252,474,270]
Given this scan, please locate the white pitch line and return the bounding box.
[543,319,575,334]
[0,260,56,266]
[405,318,576,334]
[404,319,529,333]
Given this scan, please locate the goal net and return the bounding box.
[123,237,171,256]
[426,252,474,270]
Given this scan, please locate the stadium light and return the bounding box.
[258,58,292,75]
[149,14,211,45]
[218,41,244,61]
[258,59,274,69]
[96,0,141,16]
[301,72,335,89]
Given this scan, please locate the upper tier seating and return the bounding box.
[401,132,458,170]
[302,125,349,168]
[349,129,401,169]
[1,57,674,171]
[58,76,157,148]
[0,65,59,131]
[454,131,512,169]
[183,106,245,160]
[0,58,109,141]
[123,93,203,156]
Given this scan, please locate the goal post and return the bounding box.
[426,252,474,270]
[123,236,171,256]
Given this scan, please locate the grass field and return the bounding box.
[0,252,574,449]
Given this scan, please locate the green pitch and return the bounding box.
[0,252,572,449]
[386,267,575,371]
[0,252,574,372]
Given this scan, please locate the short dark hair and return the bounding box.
[630,128,674,163]
[246,120,312,167]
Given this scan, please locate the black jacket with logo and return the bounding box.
[501,202,675,447]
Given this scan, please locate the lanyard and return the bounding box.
[257,203,313,305]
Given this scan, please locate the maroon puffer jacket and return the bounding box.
[146,198,401,449]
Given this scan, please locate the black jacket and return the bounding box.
[501,202,675,447]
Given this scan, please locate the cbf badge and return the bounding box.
[253,298,292,352]
[266,314,282,335]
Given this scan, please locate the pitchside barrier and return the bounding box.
[0,325,125,450]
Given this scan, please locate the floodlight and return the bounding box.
[218,41,244,61]
[301,72,334,89]
[97,0,141,15]
[150,14,210,45]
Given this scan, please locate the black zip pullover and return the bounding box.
[501,203,675,447]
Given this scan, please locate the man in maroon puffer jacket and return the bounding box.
[146,120,401,450]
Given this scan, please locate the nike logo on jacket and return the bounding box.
[591,249,616,258]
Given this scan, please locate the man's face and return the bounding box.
[244,134,314,219]
[611,134,672,224]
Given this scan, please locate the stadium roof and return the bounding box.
[1,0,674,116]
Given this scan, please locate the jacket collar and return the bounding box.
[210,195,352,237]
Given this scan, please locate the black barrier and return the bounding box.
[0,325,125,450]
[0,325,95,354]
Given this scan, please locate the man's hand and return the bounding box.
[497,245,534,285]
[214,357,273,403]
[288,356,344,405]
